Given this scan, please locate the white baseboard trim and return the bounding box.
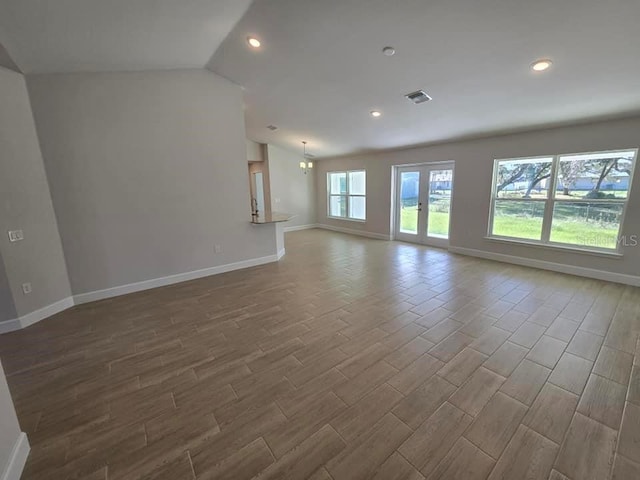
[316,224,391,241]
[0,253,286,333]
[19,297,75,329]
[0,297,74,334]
[1,432,30,480]
[283,224,318,233]
[449,246,640,287]
[74,253,282,305]
[0,318,21,335]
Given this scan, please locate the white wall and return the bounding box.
[316,116,640,279]
[0,360,24,479]
[0,67,71,318]
[267,144,316,228]
[246,139,264,162]
[0,255,16,323]
[27,70,278,296]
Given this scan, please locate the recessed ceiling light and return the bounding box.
[370,110,382,118]
[382,46,396,56]
[247,37,261,48]
[531,59,552,71]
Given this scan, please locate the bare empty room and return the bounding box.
[0,1,639,479]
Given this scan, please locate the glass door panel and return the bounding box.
[427,169,453,240]
[399,171,421,235]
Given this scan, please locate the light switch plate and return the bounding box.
[22,283,32,295]
[8,230,24,242]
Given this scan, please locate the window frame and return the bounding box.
[487,149,638,255]
[327,170,366,222]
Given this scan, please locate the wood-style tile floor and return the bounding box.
[1,229,639,480]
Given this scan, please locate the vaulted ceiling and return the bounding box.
[0,0,253,73]
[211,0,640,157]
[0,41,19,73]
[1,0,639,158]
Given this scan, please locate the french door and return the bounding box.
[394,163,454,247]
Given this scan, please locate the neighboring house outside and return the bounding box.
[500,172,629,195]
[560,172,629,191]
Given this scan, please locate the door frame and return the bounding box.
[391,161,455,247]
[252,171,265,217]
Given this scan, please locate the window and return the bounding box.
[489,149,637,252]
[327,170,366,220]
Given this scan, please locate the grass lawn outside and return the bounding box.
[493,201,622,249]
[400,206,450,237]
[400,204,621,250]
[492,216,620,248]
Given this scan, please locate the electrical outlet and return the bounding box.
[8,230,24,242]
[22,283,32,295]
[214,245,222,254]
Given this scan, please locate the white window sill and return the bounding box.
[484,236,624,259]
[327,216,366,223]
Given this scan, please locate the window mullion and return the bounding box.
[346,173,350,218]
[346,194,350,219]
[541,157,559,243]
[327,174,331,218]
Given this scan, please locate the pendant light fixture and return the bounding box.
[299,141,313,174]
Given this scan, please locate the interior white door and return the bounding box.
[394,163,454,247]
[254,172,265,217]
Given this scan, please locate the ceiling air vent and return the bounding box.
[405,90,432,104]
[266,125,278,131]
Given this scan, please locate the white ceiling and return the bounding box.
[0,0,253,73]
[210,0,640,158]
[1,0,638,158]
